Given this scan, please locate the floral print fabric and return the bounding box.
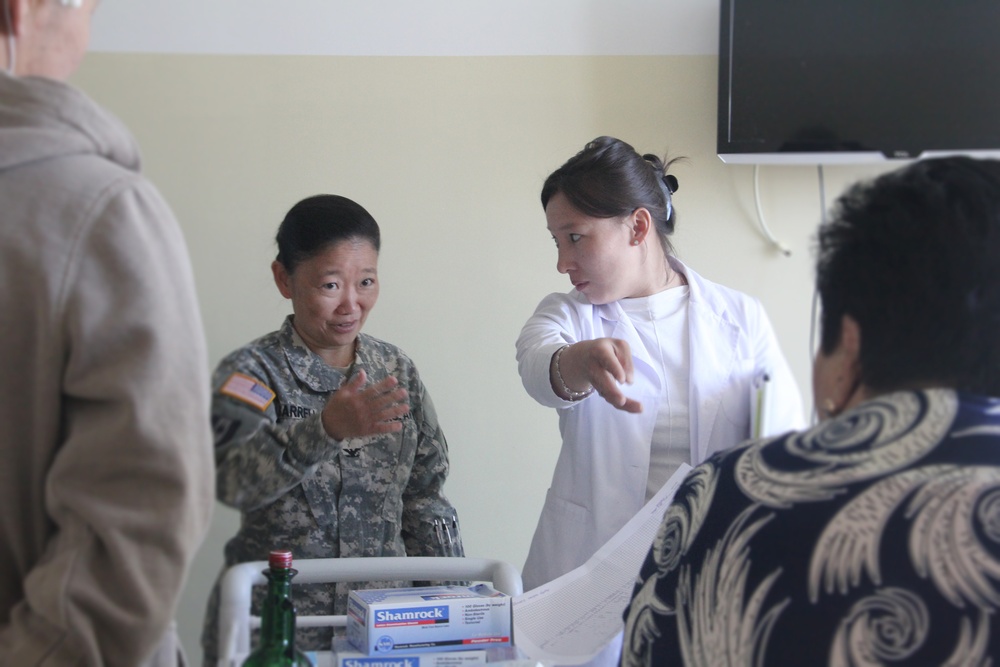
[622,389,1000,666]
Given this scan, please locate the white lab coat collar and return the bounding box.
[587,257,742,462]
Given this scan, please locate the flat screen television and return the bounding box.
[717,1,1000,164]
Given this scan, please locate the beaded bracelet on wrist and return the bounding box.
[554,344,594,401]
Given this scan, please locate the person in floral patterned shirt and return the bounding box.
[622,156,1000,666]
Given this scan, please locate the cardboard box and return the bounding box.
[330,638,488,667]
[347,584,512,655]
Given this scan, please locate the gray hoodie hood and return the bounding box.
[0,71,140,174]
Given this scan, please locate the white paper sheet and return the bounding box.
[511,464,693,665]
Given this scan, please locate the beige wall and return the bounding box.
[72,53,892,659]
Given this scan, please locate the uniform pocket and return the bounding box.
[523,490,595,587]
[362,415,415,523]
[718,359,754,430]
[539,491,592,547]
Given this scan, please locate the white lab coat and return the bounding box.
[516,259,804,592]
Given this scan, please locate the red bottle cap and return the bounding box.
[268,549,293,570]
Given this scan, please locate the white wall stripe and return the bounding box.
[89,0,719,56]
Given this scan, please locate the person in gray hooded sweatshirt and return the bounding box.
[0,1,214,666]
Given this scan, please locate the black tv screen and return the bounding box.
[718,0,1000,164]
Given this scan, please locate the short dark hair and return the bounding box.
[541,136,682,255]
[816,156,1000,396]
[274,194,381,273]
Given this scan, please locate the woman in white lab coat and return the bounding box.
[516,136,805,595]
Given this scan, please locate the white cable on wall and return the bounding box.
[752,164,792,256]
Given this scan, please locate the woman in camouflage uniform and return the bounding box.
[202,195,464,664]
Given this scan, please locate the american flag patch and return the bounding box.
[220,372,276,411]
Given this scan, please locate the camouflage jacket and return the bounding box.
[203,316,462,660]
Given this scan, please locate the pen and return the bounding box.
[753,371,771,439]
[451,515,461,556]
[443,520,454,557]
[433,518,445,556]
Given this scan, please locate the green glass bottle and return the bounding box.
[242,550,314,667]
